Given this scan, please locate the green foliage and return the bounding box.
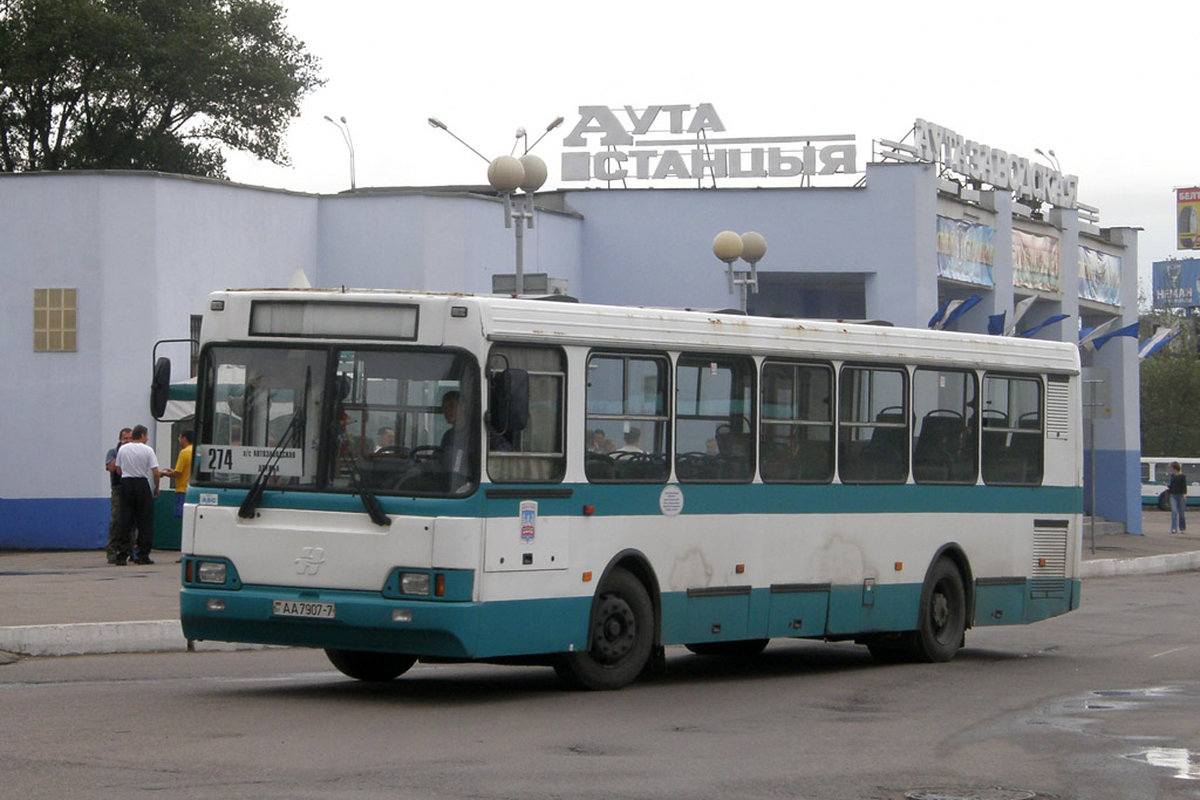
[0,0,322,178]
[1140,310,1200,456]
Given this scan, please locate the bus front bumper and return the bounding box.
[180,585,589,660]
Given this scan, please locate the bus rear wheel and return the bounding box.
[554,568,653,690]
[325,649,417,682]
[864,558,967,664]
[911,558,967,663]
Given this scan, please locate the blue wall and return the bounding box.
[0,497,107,550]
[1083,449,1142,534]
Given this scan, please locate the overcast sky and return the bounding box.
[223,0,1198,301]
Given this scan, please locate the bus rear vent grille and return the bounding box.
[1032,525,1068,599]
[1046,377,1070,439]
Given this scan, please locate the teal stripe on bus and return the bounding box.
[195,482,1081,518]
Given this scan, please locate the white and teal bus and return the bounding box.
[165,289,1082,689]
[1140,457,1200,509]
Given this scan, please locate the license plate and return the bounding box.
[273,600,335,619]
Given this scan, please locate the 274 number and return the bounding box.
[205,447,234,471]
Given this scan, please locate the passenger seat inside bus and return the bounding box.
[913,411,964,482]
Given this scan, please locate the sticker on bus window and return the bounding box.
[659,485,684,516]
[520,501,537,542]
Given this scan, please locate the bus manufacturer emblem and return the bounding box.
[295,546,326,575]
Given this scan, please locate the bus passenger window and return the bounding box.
[912,368,978,485]
[981,375,1043,486]
[675,355,755,483]
[486,345,566,483]
[838,366,907,483]
[585,353,669,483]
[760,361,833,483]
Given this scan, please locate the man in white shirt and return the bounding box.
[114,424,163,565]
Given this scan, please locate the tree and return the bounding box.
[0,0,321,178]
[1140,310,1200,455]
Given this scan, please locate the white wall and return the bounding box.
[315,192,584,296]
[1,172,318,507]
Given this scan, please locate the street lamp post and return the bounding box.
[324,115,356,191]
[428,116,563,295]
[713,231,767,313]
[1034,147,1061,173]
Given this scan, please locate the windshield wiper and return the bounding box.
[238,369,309,519]
[332,420,391,527]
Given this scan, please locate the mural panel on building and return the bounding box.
[1013,229,1060,292]
[1078,246,1121,305]
[936,216,995,286]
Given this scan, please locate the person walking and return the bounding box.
[1168,461,1188,534]
[114,424,163,564]
[104,427,133,564]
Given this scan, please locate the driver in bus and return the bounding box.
[439,391,473,491]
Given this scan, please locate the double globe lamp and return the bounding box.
[712,230,767,312]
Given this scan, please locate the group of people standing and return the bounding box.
[104,426,193,565]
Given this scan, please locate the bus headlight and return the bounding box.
[197,561,228,584]
[400,572,431,596]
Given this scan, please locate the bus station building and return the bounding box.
[0,110,1141,548]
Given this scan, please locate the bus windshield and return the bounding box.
[193,345,478,496]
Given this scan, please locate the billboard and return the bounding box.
[1180,188,1200,250]
[1153,258,1200,308]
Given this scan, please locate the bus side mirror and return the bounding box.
[489,369,529,433]
[150,357,171,420]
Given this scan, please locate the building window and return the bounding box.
[33,288,77,352]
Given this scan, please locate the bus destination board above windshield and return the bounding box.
[249,300,418,340]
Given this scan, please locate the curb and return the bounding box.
[1079,550,1200,579]
[0,620,266,658]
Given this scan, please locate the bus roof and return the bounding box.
[205,288,1081,375]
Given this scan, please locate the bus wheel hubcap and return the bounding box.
[592,595,636,663]
[931,591,950,633]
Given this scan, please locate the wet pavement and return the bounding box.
[0,509,1196,657]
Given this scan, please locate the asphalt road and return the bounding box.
[3,572,1198,800]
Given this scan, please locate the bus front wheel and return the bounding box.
[325,649,417,682]
[554,568,653,690]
